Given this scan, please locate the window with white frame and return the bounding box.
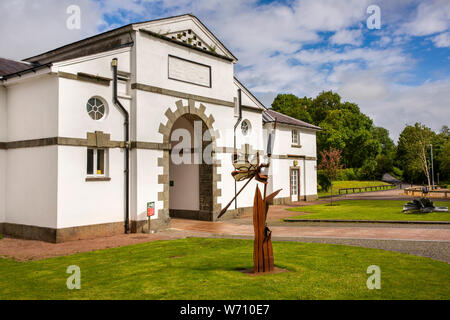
[87,148,108,177]
[292,130,299,145]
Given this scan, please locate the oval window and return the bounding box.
[241,120,251,136]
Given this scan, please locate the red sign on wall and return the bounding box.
[147,202,155,217]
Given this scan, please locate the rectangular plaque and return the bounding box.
[168,55,211,87]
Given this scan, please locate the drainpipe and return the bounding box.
[233,89,243,210]
[112,58,130,234]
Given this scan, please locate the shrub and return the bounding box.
[336,168,358,181]
[318,170,332,192]
[392,166,403,180]
[357,160,378,180]
[375,154,394,179]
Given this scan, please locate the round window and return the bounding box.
[241,120,251,136]
[87,97,107,120]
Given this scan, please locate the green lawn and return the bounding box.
[288,200,450,221]
[318,181,394,198]
[0,238,449,300]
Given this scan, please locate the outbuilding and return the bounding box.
[0,14,320,242]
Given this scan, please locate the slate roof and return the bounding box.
[0,58,31,76]
[263,109,322,131]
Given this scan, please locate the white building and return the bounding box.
[0,14,320,242]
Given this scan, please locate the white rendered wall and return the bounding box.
[3,75,59,228]
[305,159,318,196]
[134,149,163,222]
[0,86,6,223]
[272,125,317,158]
[135,32,235,103]
[57,50,131,141]
[55,50,132,228]
[6,75,58,141]
[5,146,58,228]
[55,48,131,77]
[264,123,318,201]
[56,146,125,228]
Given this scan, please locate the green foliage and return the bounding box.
[271,91,384,169]
[396,123,435,184]
[374,154,394,179]
[357,159,378,180]
[270,92,446,185]
[335,168,358,181]
[317,170,332,191]
[434,128,450,181]
[271,93,313,123]
[373,127,395,156]
[391,166,403,180]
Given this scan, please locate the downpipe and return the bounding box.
[233,89,243,210]
[111,58,130,234]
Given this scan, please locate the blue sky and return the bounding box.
[0,0,449,141]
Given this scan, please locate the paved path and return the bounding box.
[170,219,450,263]
[171,219,450,242]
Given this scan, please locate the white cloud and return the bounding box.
[339,75,450,141]
[400,0,450,37]
[294,47,412,74]
[0,0,103,60]
[431,31,450,47]
[330,29,363,46]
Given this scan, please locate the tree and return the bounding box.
[318,148,343,206]
[432,126,450,183]
[374,154,394,179]
[373,127,395,156]
[270,91,389,170]
[396,123,435,186]
[437,140,450,182]
[271,94,313,124]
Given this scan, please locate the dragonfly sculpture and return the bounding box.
[218,120,281,273]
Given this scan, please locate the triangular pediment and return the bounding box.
[163,29,211,52]
[134,14,237,62]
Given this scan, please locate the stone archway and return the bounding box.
[157,99,222,222]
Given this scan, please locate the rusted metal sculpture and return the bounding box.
[218,121,281,273]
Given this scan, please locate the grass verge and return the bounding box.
[0,238,449,300]
[288,200,450,221]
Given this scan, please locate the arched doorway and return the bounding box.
[158,99,222,221]
[168,114,214,220]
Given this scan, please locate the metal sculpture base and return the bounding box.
[253,186,281,273]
